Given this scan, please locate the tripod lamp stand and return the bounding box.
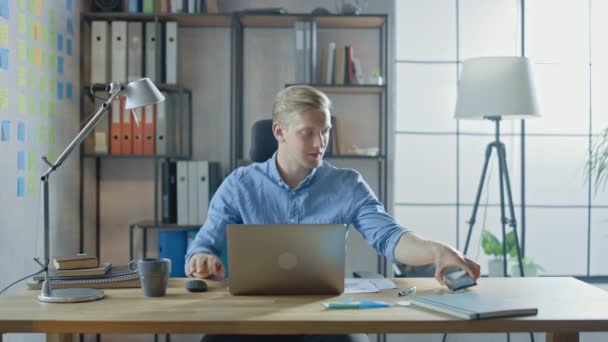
[454,56,540,277]
[37,78,165,303]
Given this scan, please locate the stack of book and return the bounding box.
[27,255,140,290]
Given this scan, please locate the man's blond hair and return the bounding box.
[272,85,331,125]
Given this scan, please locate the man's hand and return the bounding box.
[432,243,480,286]
[187,252,225,280]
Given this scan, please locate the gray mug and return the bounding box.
[129,258,171,297]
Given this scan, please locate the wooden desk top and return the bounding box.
[1,277,607,334]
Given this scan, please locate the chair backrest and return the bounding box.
[249,119,277,162]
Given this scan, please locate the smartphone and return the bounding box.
[444,270,477,291]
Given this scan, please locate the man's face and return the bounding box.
[275,109,332,170]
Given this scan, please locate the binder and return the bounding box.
[155,92,174,156]
[127,0,141,12]
[333,45,345,85]
[294,21,305,83]
[131,107,144,154]
[161,160,177,223]
[142,104,156,155]
[170,0,184,13]
[177,161,189,225]
[188,161,199,224]
[144,22,157,82]
[109,97,124,155]
[90,21,109,84]
[142,0,155,13]
[121,103,133,155]
[111,21,128,83]
[197,161,221,225]
[164,21,178,84]
[326,42,335,84]
[127,22,143,82]
[158,231,187,277]
[92,93,109,153]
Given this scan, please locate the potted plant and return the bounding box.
[481,229,509,277]
[509,256,544,277]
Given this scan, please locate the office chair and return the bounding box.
[249,119,277,162]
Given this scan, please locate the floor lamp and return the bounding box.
[36,78,165,303]
[454,56,540,277]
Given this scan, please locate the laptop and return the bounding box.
[227,224,346,295]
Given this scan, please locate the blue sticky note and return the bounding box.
[1,120,9,141]
[57,81,63,100]
[66,39,72,56]
[57,56,64,74]
[17,150,25,170]
[66,0,72,11]
[17,177,25,197]
[17,121,25,141]
[0,48,8,70]
[66,82,73,101]
[67,18,73,35]
[1,0,9,20]
[57,33,63,51]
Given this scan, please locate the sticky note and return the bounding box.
[48,29,55,46]
[27,98,35,116]
[17,40,26,61]
[17,121,25,141]
[18,0,25,9]
[67,0,72,11]
[1,120,9,141]
[49,77,55,95]
[66,82,73,101]
[39,74,46,92]
[18,13,26,33]
[0,88,7,110]
[0,47,8,70]
[34,0,41,16]
[27,69,35,90]
[17,150,25,170]
[34,47,42,66]
[17,177,25,197]
[28,151,35,170]
[57,55,64,74]
[38,124,46,142]
[40,25,47,46]
[39,99,45,116]
[27,175,35,195]
[47,52,54,70]
[17,67,27,87]
[27,0,34,12]
[57,81,63,100]
[48,101,55,118]
[0,21,8,45]
[27,44,34,64]
[67,18,73,35]
[57,33,63,51]
[66,38,72,56]
[47,148,55,163]
[49,125,54,144]
[49,8,55,26]
[33,22,41,40]
[18,93,26,114]
[1,0,9,19]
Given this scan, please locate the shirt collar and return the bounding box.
[268,151,319,190]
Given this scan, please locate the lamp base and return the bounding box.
[38,288,105,303]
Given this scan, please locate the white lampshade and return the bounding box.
[454,56,540,120]
[124,78,165,110]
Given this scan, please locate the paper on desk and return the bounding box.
[344,278,397,294]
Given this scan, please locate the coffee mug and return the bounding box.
[129,258,171,297]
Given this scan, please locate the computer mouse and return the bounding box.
[185,279,208,293]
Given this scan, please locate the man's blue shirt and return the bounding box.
[186,153,410,265]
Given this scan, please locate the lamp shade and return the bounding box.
[454,56,540,120]
[124,78,165,110]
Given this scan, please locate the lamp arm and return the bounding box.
[38,82,124,297]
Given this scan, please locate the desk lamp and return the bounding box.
[454,56,540,277]
[36,78,165,303]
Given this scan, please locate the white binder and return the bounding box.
[170,0,184,12]
[111,21,128,83]
[90,21,109,84]
[177,161,189,225]
[127,22,143,82]
[188,161,199,225]
[164,21,178,84]
[92,94,109,153]
[144,22,157,82]
[197,161,210,226]
[155,92,174,156]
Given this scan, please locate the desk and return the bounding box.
[1,278,607,342]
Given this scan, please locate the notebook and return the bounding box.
[227,224,346,295]
[411,292,538,320]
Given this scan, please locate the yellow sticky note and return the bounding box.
[28,152,36,171]
[39,124,46,143]
[48,101,55,119]
[18,67,27,87]
[28,70,36,90]
[18,13,26,34]
[17,40,27,61]
[0,88,8,110]
[49,126,55,145]
[18,0,26,9]
[34,47,43,66]
[0,22,8,46]
[34,23,41,41]
[27,175,36,195]
[39,99,46,116]
[34,0,42,16]
[49,9,56,26]
[28,99,35,117]
[18,93,26,114]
